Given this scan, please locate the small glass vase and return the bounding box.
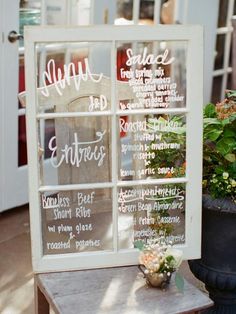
[138,265,172,289]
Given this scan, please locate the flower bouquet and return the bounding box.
[135,238,183,290]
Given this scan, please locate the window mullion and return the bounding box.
[111,41,118,252]
[221,0,235,99]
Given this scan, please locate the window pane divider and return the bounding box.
[117,177,188,187]
[213,67,232,77]
[36,109,188,119]
[37,111,112,119]
[39,182,114,192]
[216,26,233,35]
[111,41,118,252]
[220,0,235,100]
[116,108,188,115]
[153,0,162,24]
[132,0,140,24]
[38,177,188,193]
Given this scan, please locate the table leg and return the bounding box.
[34,278,50,314]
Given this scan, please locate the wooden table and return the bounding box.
[35,266,213,314]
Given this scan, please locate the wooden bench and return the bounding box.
[35,266,213,314]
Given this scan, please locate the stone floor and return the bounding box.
[0,204,205,314]
[0,205,33,314]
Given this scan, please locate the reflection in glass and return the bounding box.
[118,114,186,181]
[118,184,186,249]
[35,42,111,113]
[41,188,113,255]
[116,41,187,110]
[38,116,111,185]
[19,7,41,47]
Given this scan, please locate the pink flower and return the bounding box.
[139,250,161,272]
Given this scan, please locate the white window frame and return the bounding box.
[213,0,235,100]
[25,25,203,273]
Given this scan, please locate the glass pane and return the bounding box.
[35,41,111,113]
[118,183,186,249]
[116,0,133,22]
[118,114,186,181]
[20,4,41,47]
[41,188,113,255]
[214,34,225,70]
[211,76,223,103]
[227,73,233,91]
[116,41,187,111]
[218,0,228,27]
[18,46,27,167]
[43,119,56,159]
[38,116,111,185]
[139,0,155,21]
[116,0,155,24]
[18,116,27,166]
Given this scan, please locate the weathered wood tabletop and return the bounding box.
[35,266,213,314]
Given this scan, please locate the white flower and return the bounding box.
[165,248,183,268]
[231,179,236,187]
[223,172,229,180]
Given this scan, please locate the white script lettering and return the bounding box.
[48,131,106,168]
[126,47,175,66]
[41,58,103,97]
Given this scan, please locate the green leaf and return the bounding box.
[216,137,235,156]
[229,161,236,175]
[221,118,230,126]
[223,128,236,138]
[229,113,236,123]
[224,153,236,162]
[134,240,144,251]
[204,129,223,141]
[167,128,186,135]
[175,272,184,293]
[203,118,221,126]
[215,166,225,174]
[204,103,216,118]
[165,255,175,263]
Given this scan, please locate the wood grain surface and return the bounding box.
[36,266,213,314]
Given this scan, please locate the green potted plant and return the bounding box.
[146,115,186,237]
[189,90,236,313]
